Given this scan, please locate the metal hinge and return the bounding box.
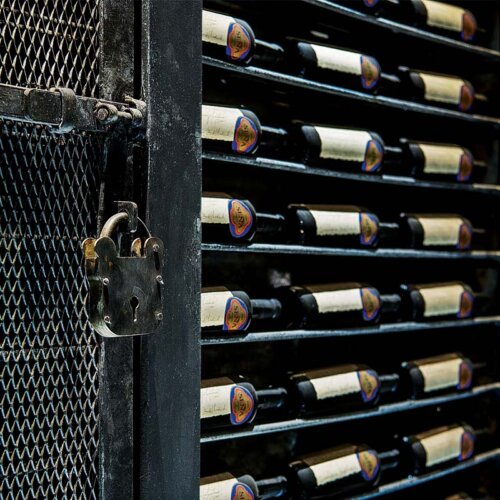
[0,83,146,133]
[83,202,164,337]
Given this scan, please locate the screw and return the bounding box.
[102,278,109,286]
[95,106,110,122]
[104,315,111,324]
[156,312,163,321]
[153,244,160,252]
[156,275,164,285]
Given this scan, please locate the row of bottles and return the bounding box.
[202,193,484,249]
[202,9,494,114]
[201,281,485,334]
[200,352,478,431]
[202,104,485,182]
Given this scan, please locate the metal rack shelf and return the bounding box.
[201,316,500,345]
[304,0,500,63]
[203,152,500,196]
[204,57,500,130]
[353,449,500,499]
[202,242,500,262]
[200,383,500,443]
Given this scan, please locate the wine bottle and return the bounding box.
[445,491,494,500]
[202,104,261,155]
[398,213,474,250]
[400,424,476,474]
[200,377,287,431]
[294,41,381,91]
[396,67,475,112]
[276,282,401,329]
[298,125,385,173]
[288,444,394,497]
[202,9,255,64]
[200,473,288,500]
[400,281,475,321]
[288,364,398,416]
[384,140,476,182]
[201,287,282,334]
[399,352,474,399]
[286,205,397,247]
[201,193,285,243]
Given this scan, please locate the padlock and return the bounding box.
[82,203,164,337]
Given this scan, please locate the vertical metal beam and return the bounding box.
[98,1,136,498]
[139,0,202,497]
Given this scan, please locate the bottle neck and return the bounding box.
[472,426,491,453]
[379,373,400,396]
[253,38,286,68]
[380,293,402,317]
[256,387,288,412]
[378,448,401,472]
[259,125,289,156]
[379,222,401,246]
[382,145,404,166]
[251,298,282,321]
[256,213,286,237]
[255,475,288,499]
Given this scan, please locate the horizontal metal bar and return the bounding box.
[203,57,500,129]
[353,448,500,499]
[203,152,500,196]
[304,0,500,62]
[0,83,144,133]
[200,383,500,443]
[202,242,500,262]
[201,316,500,345]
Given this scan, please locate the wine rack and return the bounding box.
[200,0,500,499]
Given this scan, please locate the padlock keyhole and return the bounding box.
[130,296,139,323]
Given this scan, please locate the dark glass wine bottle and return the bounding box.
[399,352,474,399]
[400,281,475,321]
[201,287,282,334]
[396,67,475,112]
[399,213,474,250]
[201,193,285,243]
[288,364,398,416]
[202,104,261,155]
[294,41,381,91]
[384,140,476,182]
[400,424,476,474]
[286,205,395,247]
[288,444,389,497]
[202,9,255,64]
[276,282,401,329]
[200,377,287,431]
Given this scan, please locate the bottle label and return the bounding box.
[357,450,380,481]
[418,73,473,111]
[363,0,380,6]
[461,11,477,41]
[360,56,380,90]
[200,383,234,419]
[202,10,252,61]
[358,370,381,402]
[359,213,380,246]
[418,283,472,318]
[312,287,363,314]
[417,356,473,393]
[458,150,474,182]
[201,290,234,328]
[223,297,250,331]
[201,477,254,500]
[419,426,474,467]
[419,143,468,177]
[230,385,255,425]
[363,139,384,173]
[360,287,381,321]
[417,216,470,248]
[202,197,230,225]
[233,115,258,154]
[228,199,253,238]
[309,370,363,401]
[421,0,465,33]
[309,210,360,237]
[305,453,362,487]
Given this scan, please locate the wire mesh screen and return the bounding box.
[1,1,102,498]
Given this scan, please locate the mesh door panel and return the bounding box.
[1,1,101,498]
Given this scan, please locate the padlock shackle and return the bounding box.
[101,212,129,238]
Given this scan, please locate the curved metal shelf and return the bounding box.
[203,152,500,196]
[200,383,500,443]
[201,316,500,346]
[304,0,500,63]
[353,449,500,499]
[203,57,500,129]
[202,242,500,262]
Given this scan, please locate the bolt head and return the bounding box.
[104,315,111,324]
[153,244,160,252]
[102,278,109,286]
[156,312,163,321]
[156,275,164,285]
[96,106,110,122]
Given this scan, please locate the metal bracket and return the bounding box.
[0,83,146,133]
[83,203,165,337]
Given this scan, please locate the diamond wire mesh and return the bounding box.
[1,1,101,498]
